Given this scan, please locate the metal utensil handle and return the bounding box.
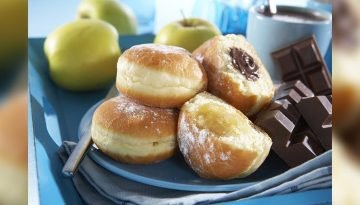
[62,84,117,177]
[62,133,93,177]
[269,0,277,15]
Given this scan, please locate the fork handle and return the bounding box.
[62,133,92,177]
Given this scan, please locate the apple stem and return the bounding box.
[180,10,190,27]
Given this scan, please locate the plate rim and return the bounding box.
[88,148,256,192]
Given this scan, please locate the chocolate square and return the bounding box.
[294,41,322,68]
[255,110,295,148]
[272,36,332,95]
[275,80,314,104]
[306,69,332,95]
[268,99,301,125]
[273,49,299,78]
[296,96,332,150]
[275,131,324,167]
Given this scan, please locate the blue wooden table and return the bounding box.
[29,35,331,205]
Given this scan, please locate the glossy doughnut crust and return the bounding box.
[91,96,179,164]
[116,43,208,108]
[193,34,274,116]
[177,92,272,179]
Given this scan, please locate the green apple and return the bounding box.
[44,19,121,91]
[77,0,137,35]
[154,18,221,52]
[0,0,27,71]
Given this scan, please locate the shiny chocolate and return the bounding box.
[229,47,259,81]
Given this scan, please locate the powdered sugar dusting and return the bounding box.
[109,96,176,133]
[178,116,193,156]
[209,143,214,152]
[132,43,188,55]
[220,152,230,161]
[178,111,219,172]
[114,97,146,120]
[204,154,211,164]
[198,129,208,144]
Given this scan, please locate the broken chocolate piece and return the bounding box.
[268,99,301,125]
[276,130,324,167]
[275,88,302,105]
[296,96,332,150]
[255,81,330,167]
[282,80,315,98]
[272,36,332,95]
[275,80,314,104]
[255,110,295,148]
[289,130,325,155]
[229,47,259,81]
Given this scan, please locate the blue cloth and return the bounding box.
[58,141,331,205]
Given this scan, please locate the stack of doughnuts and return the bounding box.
[92,44,207,164]
[91,34,274,180]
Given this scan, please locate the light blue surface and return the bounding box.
[192,0,259,35]
[29,35,331,204]
[29,0,80,37]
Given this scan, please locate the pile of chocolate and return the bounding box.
[255,36,332,167]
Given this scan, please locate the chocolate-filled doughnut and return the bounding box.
[193,34,274,116]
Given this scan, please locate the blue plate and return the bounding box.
[79,100,291,192]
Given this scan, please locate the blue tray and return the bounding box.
[29,35,331,204]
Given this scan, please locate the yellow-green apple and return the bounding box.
[0,0,27,71]
[44,19,121,91]
[154,18,221,52]
[77,0,137,35]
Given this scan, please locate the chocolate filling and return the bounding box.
[229,48,259,81]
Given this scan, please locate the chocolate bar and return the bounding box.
[272,36,332,95]
[255,80,331,167]
[296,96,332,150]
[255,112,324,167]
